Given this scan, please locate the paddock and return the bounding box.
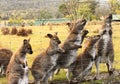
[0,22,120,84]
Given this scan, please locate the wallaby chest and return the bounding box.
[50,54,59,65]
[74,34,82,45]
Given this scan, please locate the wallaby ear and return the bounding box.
[85,36,90,38]
[46,34,53,38]
[54,32,58,36]
[28,38,30,42]
[95,35,101,38]
[23,39,28,44]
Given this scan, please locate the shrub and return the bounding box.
[26,29,32,34]
[17,28,28,36]
[1,28,10,35]
[10,27,17,35]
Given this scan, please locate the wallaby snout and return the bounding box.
[29,50,33,54]
[58,40,61,44]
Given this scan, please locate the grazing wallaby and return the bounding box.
[94,14,114,79]
[0,48,13,75]
[31,33,64,84]
[42,19,88,83]
[6,38,33,84]
[67,35,101,83]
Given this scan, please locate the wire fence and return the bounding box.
[0,1,120,84]
[0,22,120,84]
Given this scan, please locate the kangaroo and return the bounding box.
[94,14,114,79]
[31,33,64,84]
[0,48,13,75]
[42,19,88,83]
[6,38,33,84]
[67,35,101,83]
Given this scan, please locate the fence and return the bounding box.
[0,23,120,83]
[0,0,120,84]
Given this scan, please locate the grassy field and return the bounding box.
[0,23,120,84]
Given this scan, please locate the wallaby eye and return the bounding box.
[27,45,31,49]
[102,30,106,35]
[53,37,57,40]
[27,47,30,49]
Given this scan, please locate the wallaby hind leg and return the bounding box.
[94,56,101,80]
[106,59,114,75]
[66,69,71,83]
[54,69,60,75]
[35,80,40,84]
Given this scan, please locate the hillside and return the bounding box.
[0,0,63,12]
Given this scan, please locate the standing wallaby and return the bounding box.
[67,35,101,83]
[42,19,88,83]
[54,29,89,75]
[0,48,13,76]
[6,38,33,84]
[31,33,64,84]
[94,14,114,79]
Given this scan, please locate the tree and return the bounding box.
[108,0,120,14]
[37,10,53,20]
[8,16,23,26]
[59,4,68,17]
[95,5,111,17]
[58,0,98,21]
[37,9,53,25]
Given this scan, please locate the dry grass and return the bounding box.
[0,24,120,83]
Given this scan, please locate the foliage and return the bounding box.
[109,0,120,14]
[59,0,98,21]
[59,4,68,17]
[8,17,24,26]
[27,21,34,26]
[37,10,53,20]
[36,10,53,25]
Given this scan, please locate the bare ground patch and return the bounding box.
[49,69,120,84]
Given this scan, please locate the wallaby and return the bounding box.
[0,48,13,75]
[31,33,64,84]
[67,35,101,83]
[54,29,89,75]
[6,38,33,84]
[94,14,114,79]
[42,19,88,83]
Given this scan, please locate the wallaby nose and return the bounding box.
[30,51,33,54]
[81,19,87,26]
[58,41,61,44]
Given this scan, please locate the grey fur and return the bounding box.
[67,35,101,83]
[42,19,88,83]
[6,39,33,84]
[31,33,64,84]
[94,14,114,79]
[0,48,13,75]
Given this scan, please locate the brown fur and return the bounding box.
[41,19,88,83]
[94,14,114,79]
[31,33,64,84]
[0,48,13,75]
[6,39,33,84]
[68,35,101,83]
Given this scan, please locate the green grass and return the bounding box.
[0,24,120,83]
